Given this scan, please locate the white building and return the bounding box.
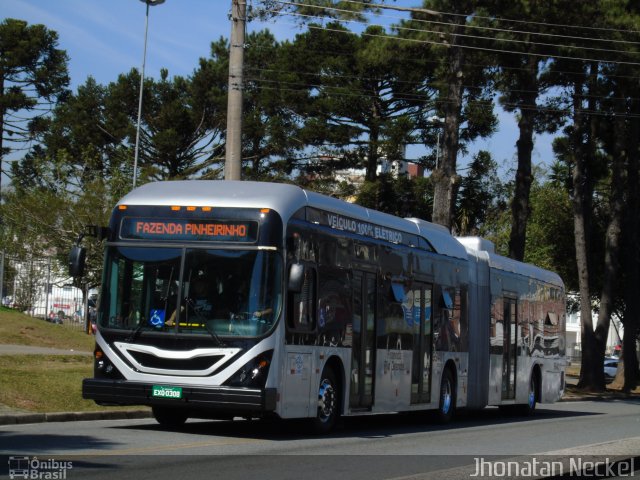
[566,301,623,359]
[8,257,84,320]
[32,283,84,319]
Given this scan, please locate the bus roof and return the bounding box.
[457,236,564,288]
[117,180,468,260]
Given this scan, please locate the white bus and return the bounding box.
[76,181,566,431]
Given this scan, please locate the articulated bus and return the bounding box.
[77,181,566,432]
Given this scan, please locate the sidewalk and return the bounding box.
[0,344,92,356]
[563,385,640,402]
[564,371,640,401]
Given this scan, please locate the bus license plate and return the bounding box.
[151,385,183,399]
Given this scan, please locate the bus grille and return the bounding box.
[129,351,225,372]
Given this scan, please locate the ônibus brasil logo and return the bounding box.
[8,456,73,479]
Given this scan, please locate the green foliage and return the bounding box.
[357,174,433,219]
[4,43,229,285]
[0,181,111,289]
[0,18,69,116]
[106,68,226,182]
[524,182,577,290]
[480,173,578,291]
[456,151,505,235]
[0,18,69,196]
[286,22,428,180]
[12,77,132,191]
[241,30,306,179]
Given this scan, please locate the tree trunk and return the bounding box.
[508,57,538,261]
[432,25,464,230]
[366,95,382,182]
[621,96,640,392]
[592,103,626,390]
[571,67,598,390]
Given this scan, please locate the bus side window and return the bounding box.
[317,266,350,346]
[288,266,316,331]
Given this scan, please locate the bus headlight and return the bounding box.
[224,350,273,388]
[94,347,122,379]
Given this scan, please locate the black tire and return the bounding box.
[311,368,340,434]
[516,373,538,416]
[152,405,189,428]
[437,368,456,424]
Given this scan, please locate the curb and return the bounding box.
[561,390,640,402]
[0,409,152,426]
[561,395,639,402]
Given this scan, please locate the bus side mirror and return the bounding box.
[288,263,305,293]
[69,245,86,278]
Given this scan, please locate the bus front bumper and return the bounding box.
[82,378,277,413]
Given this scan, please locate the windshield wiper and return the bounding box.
[125,320,148,343]
[184,298,226,347]
[203,321,227,347]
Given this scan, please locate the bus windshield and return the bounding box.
[99,246,282,338]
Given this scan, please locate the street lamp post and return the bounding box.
[427,115,445,170]
[133,0,165,189]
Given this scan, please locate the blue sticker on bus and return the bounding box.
[149,309,166,327]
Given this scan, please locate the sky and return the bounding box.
[2,0,555,178]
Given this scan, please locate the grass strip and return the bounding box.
[0,355,135,413]
[0,307,94,352]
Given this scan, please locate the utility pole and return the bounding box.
[224,0,246,181]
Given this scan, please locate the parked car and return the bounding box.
[604,357,619,382]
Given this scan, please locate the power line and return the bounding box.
[272,0,640,48]
[244,66,640,103]
[266,14,640,67]
[243,38,640,83]
[248,81,640,120]
[250,6,640,78]
[266,7,640,61]
[330,0,640,36]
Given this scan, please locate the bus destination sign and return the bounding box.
[120,217,258,242]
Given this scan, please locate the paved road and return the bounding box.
[1,399,638,480]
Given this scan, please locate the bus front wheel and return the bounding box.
[311,368,339,434]
[152,406,188,428]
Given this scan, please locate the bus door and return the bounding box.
[350,271,376,409]
[411,283,433,404]
[502,296,517,400]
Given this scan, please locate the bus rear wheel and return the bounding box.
[152,406,189,428]
[516,373,538,416]
[437,368,456,424]
[311,368,339,434]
